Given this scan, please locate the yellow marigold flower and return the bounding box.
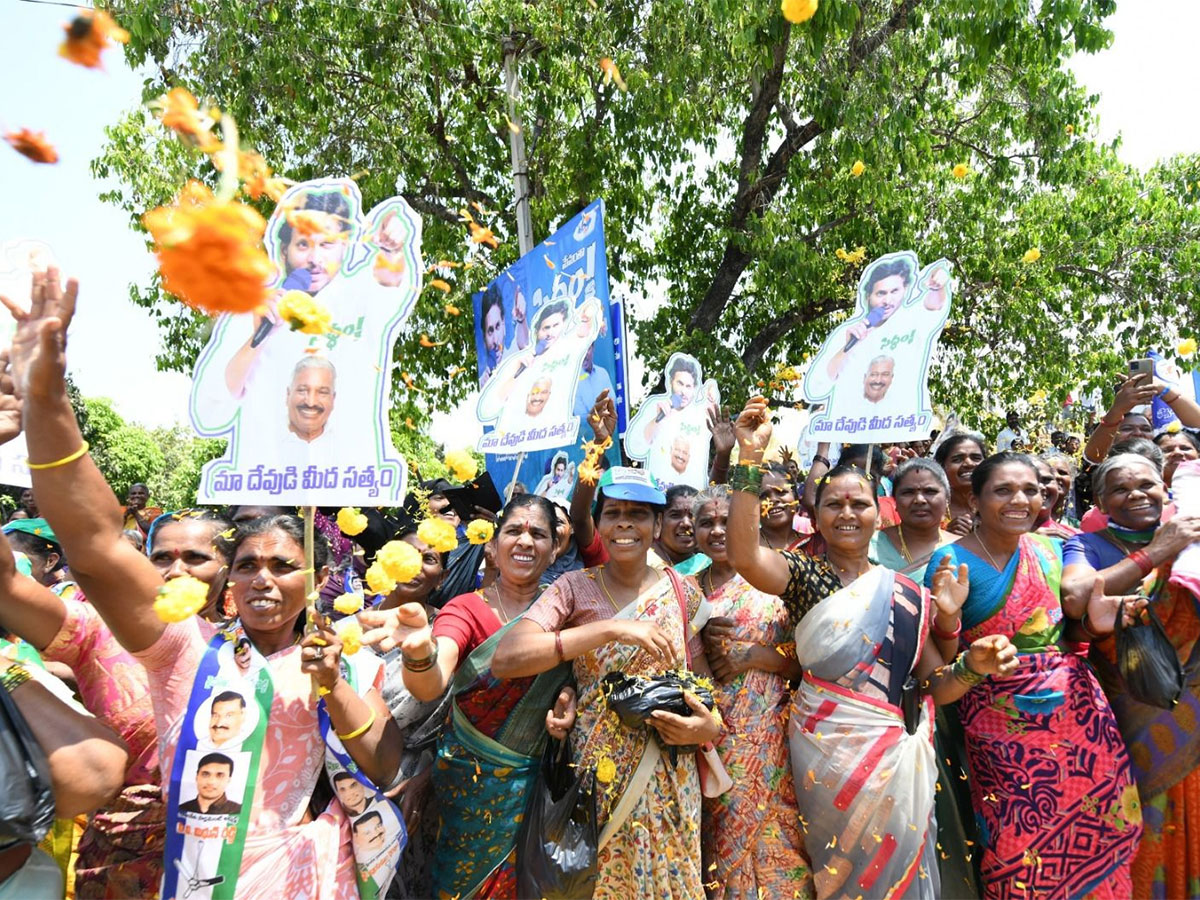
[419,334,445,348]
[1166,420,1183,434]
[850,160,865,178]
[596,757,617,784]
[59,9,128,70]
[143,181,273,315]
[466,519,495,545]
[154,88,220,152]
[846,246,866,264]
[338,620,363,656]
[1177,337,1197,359]
[277,290,333,335]
[468,221,499,249]
[444,449,478,483]
[1065,124,1075,135]
[952,163,971,179]
[781,0,818,24]
[599,58,628,92]
[835,247,849,261]
[444,303,461,316]
[377,540,423,585]
[418,518,459,554]
[429,278,452,293]
[365,561,398,596]
[333,592,364,615]
[1021,247,1042,265]
[153,575,209,623]
[336,507,368,536]
[1028,389,1048,405]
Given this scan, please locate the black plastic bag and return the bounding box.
[0,680,56,845]
[516,739,597,900]
[601,671,715,762]
[1116,597,1185,709]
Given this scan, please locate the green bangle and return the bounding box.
[951,652,987,687]
[0,664,33,694]
[729,464,763,494]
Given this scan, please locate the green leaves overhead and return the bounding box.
[97,0,1197,423]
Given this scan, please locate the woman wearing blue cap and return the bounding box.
[493,465,722,900]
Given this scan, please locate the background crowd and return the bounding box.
[1,268,1199,900]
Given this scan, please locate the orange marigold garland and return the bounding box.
[143,181,274,315]
[59,9,129,70]
[5,129,59,164]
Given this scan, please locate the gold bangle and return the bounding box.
[0,663,33,694]
[27,441,90,470]
[336,709,376,741]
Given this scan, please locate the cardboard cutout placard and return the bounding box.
[803,251,952,444]
[190,179,418,504]
[624,353,719,489]
[0,241,56,489]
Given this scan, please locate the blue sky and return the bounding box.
[0,0,1197,435]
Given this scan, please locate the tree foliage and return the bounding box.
[95,0,1199,423]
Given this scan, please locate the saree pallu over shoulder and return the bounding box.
[959,534,1064,652]
[958,650,1142,899]
[790,567,938,900]
[431,618,570,900]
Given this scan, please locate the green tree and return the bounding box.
[95,0,1199,419]
[80,397,165,501]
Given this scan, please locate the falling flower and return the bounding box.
[287,208,346,240]
[444,303,461,316]
[377,540,422,584]
[444,449,478,483]
[153,575,209,623]
[143,181,273,315]
[277,290,333,335]
[1065,124,1075,135]
[153,88,221,152]
[333,592,365,615]
[952,163,970,179]
[466,519,495,545]
[338,620,363,656]
[336,507,368,536]
[1166,420,1183,435]
[5,129,58,164]
[781,0,818,24]
[419,334,444,348]
[468,221,499,249]
[596,757,617,783]
[1028,389,1048,405]
[1177,337,1197,359]
[1021,247,1042,264]
[598,57,628,91]
[365,561,398,595]
[418,518,459,554]
[59,9,128,69]
[577,436,612,486]
[850,160,865,178]
[229,149,289,201]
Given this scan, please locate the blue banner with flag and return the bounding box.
[472,200,626,500]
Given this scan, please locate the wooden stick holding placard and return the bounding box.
[301,505,321,700]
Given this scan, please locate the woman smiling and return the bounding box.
[935,432,988,536]
[493,467,722,900]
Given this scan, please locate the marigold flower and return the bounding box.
[1028,389,1048,405]
[419,334,444,349]
[466,519,495,545]
[1176,337,1197,359]
[599,58,628,91]
[143,181,273,315]
[850,160,865,178]
[444,303,461,316]
[154,88,220,152]
[59,9,128,69]
[338,620,363,656]
[418,518,459,554]
[1065,124,1075,135]
[1166,420,1183,434]
[153,575,209,623]
[286,208,347,241]
[336,507,368,536]
[1021,247,1042,264]
[5,129,58,164]
[374,254,406,274]
[377,540,422,585]
[277,290,333,335]
[365,561,398,595]
[468,221,499,249]
[333,592,365,615]
[952,163,970,179]
[444,449,478,483]
[596,757,617,784]
[781,0,818,24]
[428,278,451,293]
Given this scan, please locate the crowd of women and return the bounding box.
[1,267,1200,899]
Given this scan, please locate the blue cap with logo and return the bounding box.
[596,466,666,506]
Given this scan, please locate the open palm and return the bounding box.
[0,267,78,401]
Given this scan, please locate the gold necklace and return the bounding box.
[482,585,514,624]
[597,568,620,612]
[975,533,1010,571]
[896,524,913,563]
